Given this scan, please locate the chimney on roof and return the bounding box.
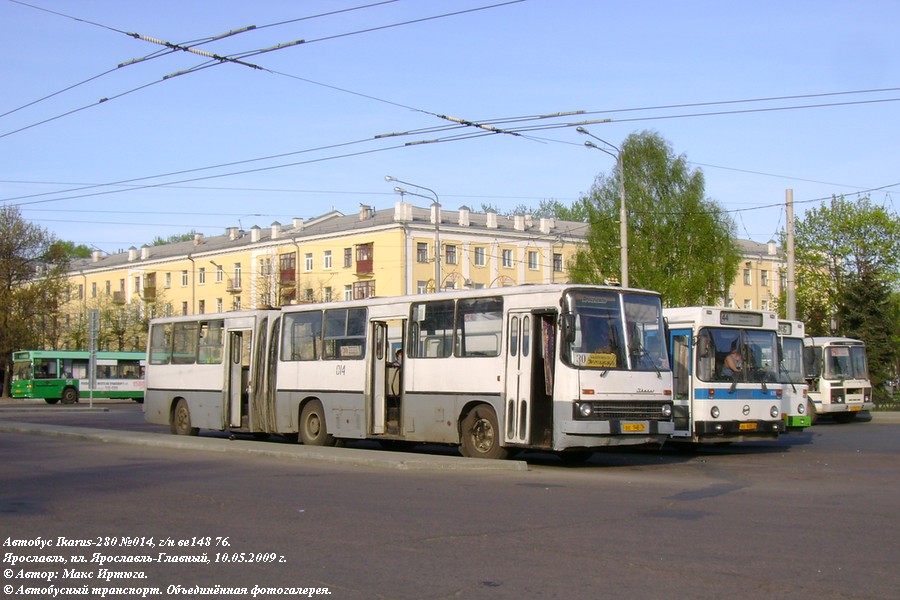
[458,206,470,227]
[141,245,150,260]
[359,204,374,220]
[293,217,304,230]
[271,221,281,240]
[127,247,138,262]
[393,200,412,222]
[767,240,777,255]
[486,210,498,229]
[539,217,555,234]
[250,225,261,243]
[194,233,203,245]
[227,227,239,240]
[431,204,442,225]
[513,215,526,231]
[91,250,102,263]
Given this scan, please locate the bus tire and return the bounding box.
[60,387,78,405]
[44,398,60,405]
[460,405,508,460]
[171,399,199,436]
[299,400,335,446]
[833,412,856,424]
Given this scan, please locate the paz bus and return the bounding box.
[665,306,785,443]
[144,284,675,460]
[803,337,873,423]
[11,350,145,404]
[777,320,812,432]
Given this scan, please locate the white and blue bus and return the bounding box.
[665,306,785,443]
[144,284,674,460]
[777,320,812,432]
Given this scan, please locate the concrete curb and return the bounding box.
[0,421,527,472]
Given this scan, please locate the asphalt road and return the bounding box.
[2,400,899,599]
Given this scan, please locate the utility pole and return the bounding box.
[785,189,796,320]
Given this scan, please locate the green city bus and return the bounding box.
[11,350,145,404]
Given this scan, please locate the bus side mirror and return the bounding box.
[560,314,575,344]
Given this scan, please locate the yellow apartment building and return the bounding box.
[727,239,786,311]
[59,202,586,349]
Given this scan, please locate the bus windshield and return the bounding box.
[780,337,805,384]
[697,327,778,384]
[825,345,869,380]
[564,290,668,371]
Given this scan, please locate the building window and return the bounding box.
[527,251,538,270]
[761,300,770,311]
[233,263,242,288]
[233,297,241,311]
[279,252,296,284]
[344,285,352,301]
[305,253,313,271]
[474,247,486,267]
[119,278,125,291]
[134,276,140,292]
[91,282,97,298]
[356,243,373,274]
[164,272,172,288]
[502,249,513,268]
[417,280,428,294]
[761,270,769,286]
[324,250,332,270]
[216,298,223,312]
[445,244,457,265]
[198,267,206,285]
[324,287,332,302]
[553,253,563,272]
[353,280,375,300]
[344,247,352,268]
[743,263,752,285]
[305,288,314,302]
[743,299,752,309]
[105,280,111,295]
[181,270,189,287]
[198,300,205,314]
[181,301,188,315]
[417,242,429,263]
[216,265,224,283]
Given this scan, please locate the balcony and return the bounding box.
[112,291,127,304]
[226,277,242,293]
[142,286,157,301]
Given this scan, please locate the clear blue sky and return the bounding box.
[1,0,897,254]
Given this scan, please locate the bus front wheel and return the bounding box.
[460,405,508,460]
[44,398,60,405]
[171,399,199,436]
[299,400,335,446]
[61,387,78,405]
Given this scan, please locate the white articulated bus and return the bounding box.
[803,337,873,423]
[144,284,674,460]
[777,320,812,432]
[665,306,785,443]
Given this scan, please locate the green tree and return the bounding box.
[793,195,900,334]
[151,231,198,246]
[0,207,72,395]
[569,131,740,305]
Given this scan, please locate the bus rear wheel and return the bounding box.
[300,400,335,446]
[61,387,78,405]
[460,405,508,460]
[171,399,199,436]
[44,398,60,405]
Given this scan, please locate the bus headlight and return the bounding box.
[710,406,720,419]
[578,403,593,418]
[770,405,780,418]
[798,403,806,415]
[661,404,673,418]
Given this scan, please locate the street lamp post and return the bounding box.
[576,127,628,289]
[385,176,441,291]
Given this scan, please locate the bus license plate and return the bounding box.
[850,406,861,412]
[622,423,646,432]
[739,423,758,431]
